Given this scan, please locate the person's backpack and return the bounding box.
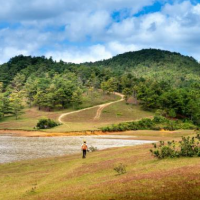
[82,144,87,150]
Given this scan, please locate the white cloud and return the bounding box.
[107,18,136,38]
[162,1,192,18]
[0,0,154,21]
[45,44,112,63]
[64,10,112,41]
[193,4,200,14]
[0,47,29,63]
[102,1,200,60]
[0,0,200,64]
[107,41,139,55]
[45,41,141,63]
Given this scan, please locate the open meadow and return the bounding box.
[0,92,153,133]
[0,92,123,131]
[0,130,199,200]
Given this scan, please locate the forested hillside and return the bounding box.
[0,49,200,126]
[86,49,200,87]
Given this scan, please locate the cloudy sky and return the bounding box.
[0,0,200,64]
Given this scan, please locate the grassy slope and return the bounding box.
[57,101,153,132]
[0,93,153,132]
[100,101,153,123]
[0,92,120,131]
[0,107,66,130]
[1,130,200,200]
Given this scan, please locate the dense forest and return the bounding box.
[0,49,200,125]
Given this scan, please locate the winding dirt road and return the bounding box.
[58,92,124,123]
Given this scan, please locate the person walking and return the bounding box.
[81,140,88,158]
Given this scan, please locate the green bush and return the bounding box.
[153,115,168,123]
[114,163,127,175]
[168,109,177,118]
[101,118,155,132]
[179,122,196,130]
[150,132,200,159]
[89,146,98,152]
[163,120,196,131]
[101,117,197,132]
[36,118,60,129]
[164,120,177,131]
[137,118,155,129]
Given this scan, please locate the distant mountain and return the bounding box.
[85,49,200,86]
[89,49,198,68]
[0,49,200,87]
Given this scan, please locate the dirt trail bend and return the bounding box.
[94,93,124,120]
[58,92,124,123]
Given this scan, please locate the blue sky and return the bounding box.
[0,0,200,63]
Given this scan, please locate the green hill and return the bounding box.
[1,49,200,88]
[0,49,200,88]
[0,49,200,127]
[86,49,200,87]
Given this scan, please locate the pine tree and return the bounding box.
[9,92,24,120]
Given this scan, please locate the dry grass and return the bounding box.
[0,92,120,131]
[0,94,153,133]
[62,107,98,123]
[99,101,153,123]
[113,130,195,141]
[55,101,153,132]
[0,107,68,130]
[62,101,153,124]
[80,92,120,108]
[0,131,199,200]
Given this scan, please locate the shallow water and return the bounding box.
[0,135,154,163]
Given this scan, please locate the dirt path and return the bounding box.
[94,93,124,120]
[58,92,124,123]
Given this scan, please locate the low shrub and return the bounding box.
[89,146,98,152]
[137,118,155,129]
[103,110,110,113]
[114,163,127,175]
[116,112,123,117]
[164,120,177,131]
[36,118,60,129]
[153,115,168,123]
[26,183,37,194]
[150,132,200,159]
[179,122,196,130]
[101,116,197,132]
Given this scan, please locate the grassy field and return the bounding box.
[0,107,66,130]
[0,92,120,131]
[0,130,199,200]
[100,101,153,123]
[56,101,153,132]
[0,93,153,132]
[62,101,153,124]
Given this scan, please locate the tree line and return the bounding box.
[0,49,200,125]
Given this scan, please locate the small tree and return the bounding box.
[101,81,109,93]
[9,92,24,120]
[71,88,83,109]
[0,82,3,93]
[168,109,176,118]
[122,88,132,103]
[0,95,4,119]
